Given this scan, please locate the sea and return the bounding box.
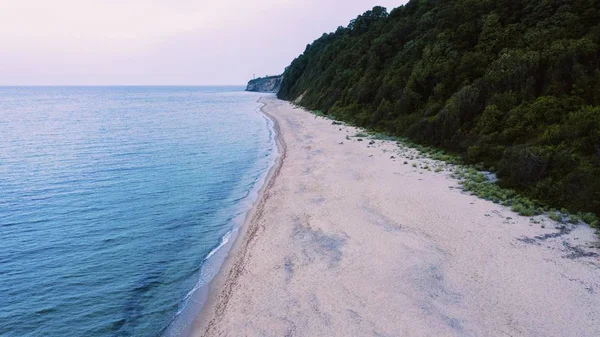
[0,86,277,337]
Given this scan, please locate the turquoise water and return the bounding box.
[0,87,276,336]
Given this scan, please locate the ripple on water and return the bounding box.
[0,87,276,337]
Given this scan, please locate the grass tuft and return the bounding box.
[303,108,600,236]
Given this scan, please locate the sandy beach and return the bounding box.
[192,96,600,337]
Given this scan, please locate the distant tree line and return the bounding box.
[279,0,600,215]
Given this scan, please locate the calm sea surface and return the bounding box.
[0,87,276,336]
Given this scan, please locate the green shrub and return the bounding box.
[567,214,581,224]
[548,212,562,222]
[581,212,598,225]
[370,132,397,141]
[512,203,535,217]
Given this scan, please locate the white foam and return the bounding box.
[204,230,233,261]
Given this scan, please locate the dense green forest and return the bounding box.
[278,0,600,215]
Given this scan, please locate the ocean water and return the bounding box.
[0,87,276,337]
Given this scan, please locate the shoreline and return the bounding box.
[191,96,599,337]
[188,96,286,336]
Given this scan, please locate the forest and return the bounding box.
[278,0,600,215]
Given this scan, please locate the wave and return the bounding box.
[161,99,279,337]
[204,230,234,261]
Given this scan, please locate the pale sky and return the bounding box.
[0,0,407,85]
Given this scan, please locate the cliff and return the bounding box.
[246,75,283,93]
[278,1,600,216]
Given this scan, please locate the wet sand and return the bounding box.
[192,96,600,337]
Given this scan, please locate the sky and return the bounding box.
[0,0,407,85]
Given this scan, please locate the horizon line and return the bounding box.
[0,84,247,87]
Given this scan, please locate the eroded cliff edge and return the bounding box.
[245,75,283,93]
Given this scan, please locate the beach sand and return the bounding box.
[191,96,600,337]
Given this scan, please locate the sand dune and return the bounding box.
[193,96,600,337]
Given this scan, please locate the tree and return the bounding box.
[278,0,600,214]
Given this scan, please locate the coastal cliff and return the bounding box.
[278,1,600,217]
[245,75,283,93]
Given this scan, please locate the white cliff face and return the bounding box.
[246,75,283,92]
